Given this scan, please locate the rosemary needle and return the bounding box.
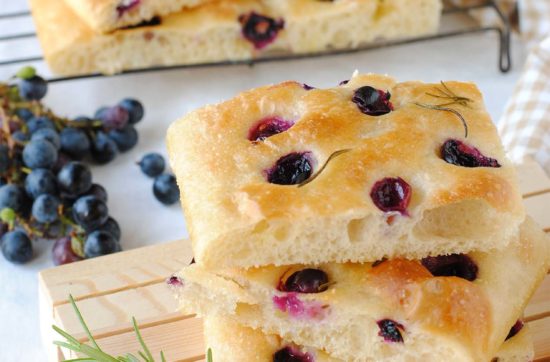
[52,294,167,362]
[298,149,352,188]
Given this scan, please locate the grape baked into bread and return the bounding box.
[63,0,212,33]
[171,218,549,361]
[30,0,441,75]
[204,316,534,362]
[167,73,524,269]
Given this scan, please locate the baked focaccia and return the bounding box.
[167,73,524,269]
[203,316,534,362]
[63,0,210,33]
[30,0,441,75]
[170,218,548,361]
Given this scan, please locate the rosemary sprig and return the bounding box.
[52,295,167,362]
[413,103,469,138]
[207,348,213,362]
[414,81,472,138]
[298,149,351,188]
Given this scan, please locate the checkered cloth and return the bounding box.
[499,1,550,174]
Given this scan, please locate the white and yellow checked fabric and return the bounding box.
[499,1,550,174]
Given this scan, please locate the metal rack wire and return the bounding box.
[0,0,511,83]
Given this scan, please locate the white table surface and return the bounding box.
[0,0,528,360]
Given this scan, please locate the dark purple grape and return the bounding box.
[370,177,411,215]
[95,216,121,241]
[153,174,179,205]
[352,86,393,116]
[441,139,500,168]
[57,162,93,197]
[377,319,404,343]
[85,184,108,203]
[279,268,329,294]
[98,105,129,130]
[60,127,90,160]
[238,12,284,49]
[31,128,60,149]
[119,98,144,124]
[248,117,293,142]
[22,140,58,169]
[505,320,524,341]
[421,254,478,281]
[108,125,138,152]
[0,145,9,174]
[18,75,48,101]
[91,132,118,164]
[52,236,82,266]
[26,116,55,134]
[32,194,60,224]
[273,347,312,362]
[94,107,108,120]
[0,184,30,214]
[138,153,165,177]
[116,0,140,16]
[52,152,72,174]
[266,153,313,185]
[84,230,118,258]
[1,230,33,264]
[15,108,34,121]
[11,131,29,144]
[72,196,109,231]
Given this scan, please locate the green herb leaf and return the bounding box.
[52,295,167,362]
[207,348,213,362]
[133,317,154,361]
[16,66,36,80]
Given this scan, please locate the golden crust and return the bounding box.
[204,316,533,362]
[173,218,549,361]
[30,0,441,75]
[167,73,525,268]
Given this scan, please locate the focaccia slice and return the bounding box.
[30,0,441,75]
[203,316,534,362]
[167,73,524,268]
[170,218,548,361]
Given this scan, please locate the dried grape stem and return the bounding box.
[298,149,351,188]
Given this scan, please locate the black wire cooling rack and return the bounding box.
[0,0,512,83]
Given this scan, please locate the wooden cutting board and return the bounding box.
[39,159,550,362]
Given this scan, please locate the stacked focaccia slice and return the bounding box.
[29,0,442,75]
[172,218,547,361]
[166,73,549,361]
[204,316,534,362]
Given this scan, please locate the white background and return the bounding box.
[0,0,528,360]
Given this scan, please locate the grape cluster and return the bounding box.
[0,67,143,265]
[137,153,180,205]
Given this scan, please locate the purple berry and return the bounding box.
[99,105,129,130]
[248,117,293,141]
[377,319,404,343]
[279,269,329,294]
[52,236,82,266]
[352,86,393,116]
[273,346,313,362]
[441,139,500,168]
[421,254,478,281]
[18,75,48,101]
[116,0,140,17]
[119,98,144,124]
[505,320,524,341]
[166,275,183,287]
[266,152,313,185]
[238,12,284,49]
[370,177,411,215]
